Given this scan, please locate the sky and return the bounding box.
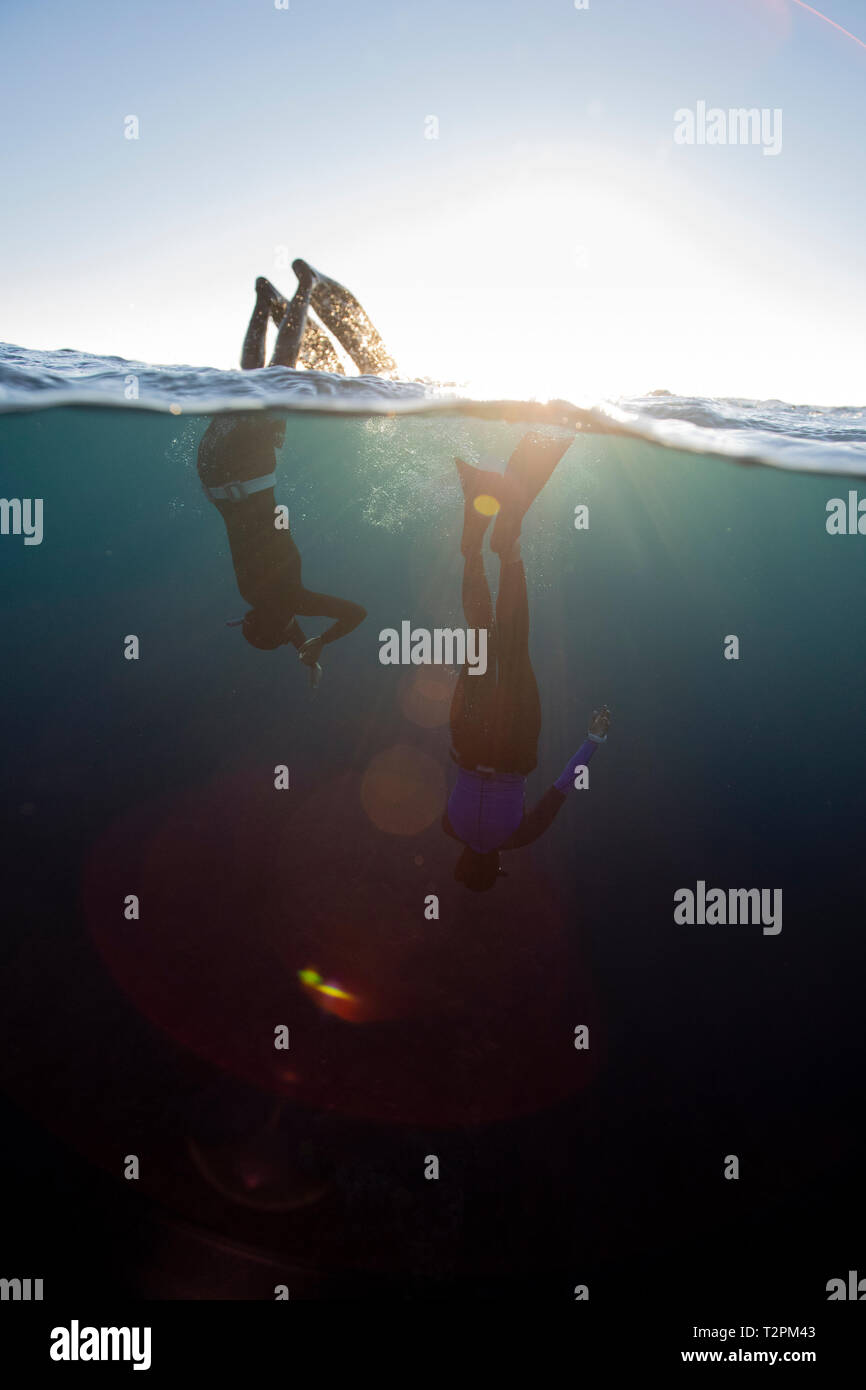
[0,0,864,404]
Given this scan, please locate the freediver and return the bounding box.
[443,432,612,890]
[197,259,395,686]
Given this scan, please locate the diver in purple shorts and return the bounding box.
[442,432,612,892]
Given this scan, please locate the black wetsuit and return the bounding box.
[197,414,365,645]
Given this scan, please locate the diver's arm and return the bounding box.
[319,599,367,646]
[504,706,611,850]
[504,785,567,849]
[284,619,308,651]
[297,598,367,665]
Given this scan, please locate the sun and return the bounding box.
[377,163,729,402]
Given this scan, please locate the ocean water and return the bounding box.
[1,342,865,1301]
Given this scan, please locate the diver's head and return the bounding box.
[241,608,294,650]
[454,846,502,893]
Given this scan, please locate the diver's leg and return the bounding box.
[263,278,289,324]
[461,550,494,632]
[262,279,347,375]
[448,551,499,768]
[269,264,318,369]
[240,278,277,370]
[495,549,530,655]
[491,551,541,773]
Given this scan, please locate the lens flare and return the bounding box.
[316,981,353,1002]
[398,665,454,728]
[360,744,445,835]
[298,966,366,1021]
[789,0,866,51]
[473,493,500,516]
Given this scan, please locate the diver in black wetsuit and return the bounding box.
[197,261,394,684]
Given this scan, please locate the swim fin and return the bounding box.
[261,273,346,373]
[298,318,346,375]
[455,458,506,556]
[490,431,574,554]
[293,259,398,377]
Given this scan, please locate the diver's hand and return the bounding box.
[298,635,324,668]
[588,704,611,739]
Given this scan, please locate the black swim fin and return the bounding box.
[490,432,574,554]
[455,458,505,556]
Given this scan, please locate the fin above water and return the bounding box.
[298,318,346,375]
[294,259,398,377]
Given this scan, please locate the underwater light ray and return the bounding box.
[787,0,866,51]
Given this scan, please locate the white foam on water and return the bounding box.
[1,341,865,476]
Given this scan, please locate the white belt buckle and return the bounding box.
[222,480,248,502]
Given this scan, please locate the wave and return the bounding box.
[2,341,865,476]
